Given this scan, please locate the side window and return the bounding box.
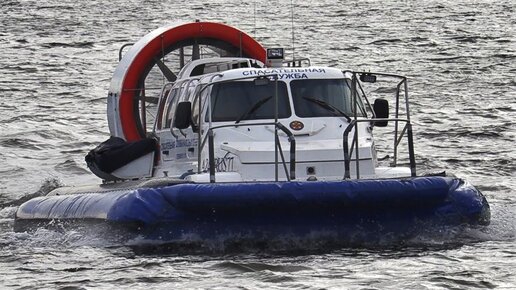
[155,90,169,130]
[192,85,211,128]
[162,88,179,129]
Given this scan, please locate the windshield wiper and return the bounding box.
[235,96,273,124]
[302,96,351,122]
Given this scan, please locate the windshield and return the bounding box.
[290,79,364,117]
[209,81,290,122]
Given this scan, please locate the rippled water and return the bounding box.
[1,0,515,289]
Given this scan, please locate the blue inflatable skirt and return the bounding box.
[15,176,490,247]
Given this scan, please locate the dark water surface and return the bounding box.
[1,0,515,289]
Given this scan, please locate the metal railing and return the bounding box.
[192,74,297,183]
[202,122,296,183]
[118,43,134,61]
[342,71,416,179]
[161,67,416,182]
[342,118,416,179]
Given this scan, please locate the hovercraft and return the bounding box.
[14,22,490,247]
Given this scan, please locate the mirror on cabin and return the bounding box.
[173,101,192,129]
[373,99,389,127]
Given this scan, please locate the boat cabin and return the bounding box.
[143,56,415,182]
[88,53,416,183]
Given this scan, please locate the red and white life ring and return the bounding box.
[107,22,266,141]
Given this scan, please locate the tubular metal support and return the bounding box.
[393,81,401,166]
[404,79,411,122]
[342,120,356,179]
[275,134,290,181]
[343,118,414,179]
[140,85,146,134]
[208,130,215,183]
[406,123,417,177]
[289,136,296,180]
[197,74,223,173]
[395,123,408,148]
[352,73,360,179]
[276,122,296,180]
[274,76,279,181]
[118,43,133,61]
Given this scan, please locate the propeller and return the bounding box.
[153,40,202,83]
[153,57,177,82]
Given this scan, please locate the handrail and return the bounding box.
[342,118,416,179]
[194,73,297,183]
[341,70,415,179]
[277,122,296,180]
[204,121,296,183]
[118,43,134,61]
[160,69,416,182]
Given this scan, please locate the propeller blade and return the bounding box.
[144,96,159,104]
[192,42,200,60]
[154,57,177,82]
[179,47,185,68]
[207,46,230,57]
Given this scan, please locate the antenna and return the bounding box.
[253,1,257,37]
[290,0,295,61]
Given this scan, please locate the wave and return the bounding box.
[40,41,95,49]
[368,38,403,45]
[0,138,43,150]
[54,159,90,175]
[0,178,63,209]
[212,261,310,273]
